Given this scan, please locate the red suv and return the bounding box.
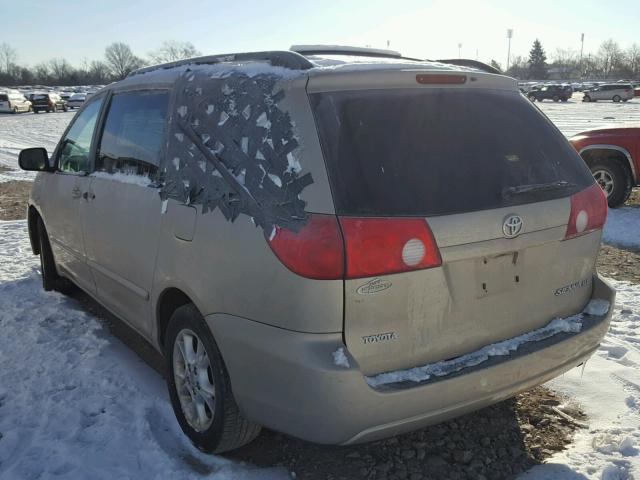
[570,125,639,207]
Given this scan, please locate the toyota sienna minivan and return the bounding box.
[19,46,615,453]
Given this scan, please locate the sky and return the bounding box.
[3,0,639,68]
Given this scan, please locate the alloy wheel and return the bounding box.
[172,329,216,432]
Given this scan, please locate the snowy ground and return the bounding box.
[0,220,288,480]
[0,112,74,182]
[537,92,640,139]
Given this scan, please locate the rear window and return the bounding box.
[310,88,594,216]
[33,94,48,100]
[0,94,8,102]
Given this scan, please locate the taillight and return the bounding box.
[340,217,441,278]
[267,215,442,279]
[564,183,608,240]
[267,214,344,280]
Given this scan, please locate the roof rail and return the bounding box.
[290,44,422,62]
[435,59,501,75]
[128,50,314,77]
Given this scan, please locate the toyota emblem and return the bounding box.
[503,214,523,238]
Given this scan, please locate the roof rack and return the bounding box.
[290,45,422,62]
[128,50,314,77]
[435,59,501,75]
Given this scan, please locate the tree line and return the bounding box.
[0,41,200,87]
[1,38,639,87]
[492,38,640,81]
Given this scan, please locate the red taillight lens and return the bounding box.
[267,214,344,280]
[564,183,608,240]
[267,215,443,279]
[339,217,442,278]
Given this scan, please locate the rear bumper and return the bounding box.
[206,274,615,445]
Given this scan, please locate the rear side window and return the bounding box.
[96,90,169,179]
[0,94,8,101]
[311,89,593,216]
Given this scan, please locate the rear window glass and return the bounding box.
[310,89,593,216]
[0,94,7,101]
[33,94,48,100]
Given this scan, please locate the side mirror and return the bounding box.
[18,147,52,172]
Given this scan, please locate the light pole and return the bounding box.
[458,43,462,58]
[506,29,513,72]
[579,33,584,80]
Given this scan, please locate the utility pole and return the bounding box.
[579,33,584,80]
[506,29,513,71]
[458,43,462,58]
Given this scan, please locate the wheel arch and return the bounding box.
[579,145,637,185]
[156,287,196,350]
[27,205,42,255]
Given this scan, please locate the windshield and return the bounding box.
[310,88,594,216]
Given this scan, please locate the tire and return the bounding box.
[553,95,560,102]
[12,107,18,114]
[590,160,632,208]
[63,105,68,112]
[165,303,261,453]
[613,95,621,103]
[583,95,591,102]
[36,217,74,294]
[561,98,568,102]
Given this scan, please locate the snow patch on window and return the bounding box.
[91,171,153,187]
[366,299,610,388]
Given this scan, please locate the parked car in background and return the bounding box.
[59,92,73,101]
[0,89,32,113]
[582,84,634,102]
[31,93,68,113]
[18,47,614,453]
[527,84,572,102]
[570,125,640,207]
[66,93,87,109]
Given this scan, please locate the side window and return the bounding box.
[57,97,104,173]
[96,90,169,179]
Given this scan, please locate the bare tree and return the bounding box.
[49,58,73,84]
[105,42,144,80]
[597,39,623,79]
[0,42,17,74]
[149,40,201,64]
[89,60,111,83]
[627,44,640,79]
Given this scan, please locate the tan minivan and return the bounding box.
[19,46,615,453]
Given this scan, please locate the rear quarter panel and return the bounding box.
[150,74,343,342]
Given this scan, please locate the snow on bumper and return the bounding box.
[206,274,615,445]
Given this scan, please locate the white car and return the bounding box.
[583,83,634,102]
[0,89,32,113]
[66,93,87,109]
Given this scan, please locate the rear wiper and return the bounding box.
[502,181,576,199]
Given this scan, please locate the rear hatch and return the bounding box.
[308,71,604,375]
[31,94,50,106]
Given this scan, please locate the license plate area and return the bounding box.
[475,251,523,298]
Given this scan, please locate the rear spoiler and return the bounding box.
[435,59,501,75]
